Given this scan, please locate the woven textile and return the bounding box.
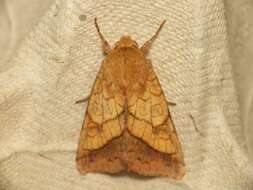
[0,0,252,189]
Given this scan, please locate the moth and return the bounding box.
[76,18,185,180]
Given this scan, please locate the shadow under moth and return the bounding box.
[76,18,185,180]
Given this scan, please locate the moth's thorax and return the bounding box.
[103,46,149,95]
[113,36,139,49]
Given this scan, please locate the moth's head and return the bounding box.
[114,36,139,49]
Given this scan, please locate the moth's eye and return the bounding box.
[114,42,120,49]
[131,42,138,48]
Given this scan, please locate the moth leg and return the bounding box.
[167,101,176,106]
[140,20,166,55]
[76,96,89,104]
[94,18,111,55]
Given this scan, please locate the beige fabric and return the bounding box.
[225,0,253,159]
[0,0,253,189]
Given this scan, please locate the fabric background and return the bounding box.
[0,0,253,189]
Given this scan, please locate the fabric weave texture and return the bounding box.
[0,0,252,189]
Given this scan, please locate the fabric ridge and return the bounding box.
[0,0,252,189]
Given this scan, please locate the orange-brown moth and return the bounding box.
[76,18,185,180]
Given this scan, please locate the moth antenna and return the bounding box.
[140,20,166,55]
[94,18,111,55]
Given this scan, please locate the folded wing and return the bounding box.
[127,67,184,158]
[77,66,125,151]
